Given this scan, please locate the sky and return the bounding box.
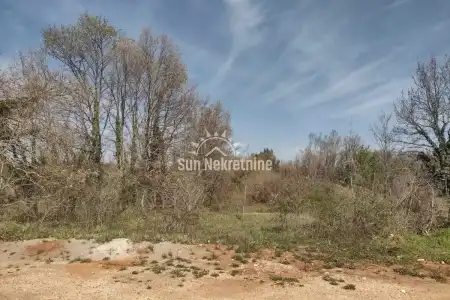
[1,0,450,160]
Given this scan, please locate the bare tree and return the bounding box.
[107,37,144,169]
[192,101,233,209]
[0,49,61,219]
[394,55,450,194]
[138,29,189,172]
[42,13,118,166]
[371,111,395,195]
[299,130,341,181]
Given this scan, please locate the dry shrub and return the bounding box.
[390,172,448,234]
[0,161,206,233]
[246,172,283,204]
[267,176,313,229]
[0,163,130,226]
[34,165,124,225]
[305,176,447,244]
[305,183,397,243]
[201,170,234,210]
[155,172,206,233]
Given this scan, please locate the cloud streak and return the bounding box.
[384,0,411,10]
[208,0,266,89]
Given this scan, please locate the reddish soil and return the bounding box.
[25,240,65,255]
[0,239,449,300]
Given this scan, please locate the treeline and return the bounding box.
[0,14,233,227]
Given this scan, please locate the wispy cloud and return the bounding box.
[329,78,413,119]
[294,46,407,110]
[384,0,411,10]
[208,0,266,89]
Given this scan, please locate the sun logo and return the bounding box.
[189,130,240,157]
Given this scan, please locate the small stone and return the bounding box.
[417,258,425,262]
[400,289,406,294]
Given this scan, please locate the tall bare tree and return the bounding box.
[42,13,118,166]
[137,29,191,172]
[107,37,144,169]
[394,55,450,194]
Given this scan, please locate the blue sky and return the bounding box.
[1,0,450,160]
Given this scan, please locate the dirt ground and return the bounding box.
[0,238,449,300]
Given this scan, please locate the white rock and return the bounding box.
[417,258,425,262]
[90,238,134,260]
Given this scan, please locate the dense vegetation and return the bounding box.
[1,14,449,265]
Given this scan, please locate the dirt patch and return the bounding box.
[247,259,301,278]
[25,240,64,256]
[66,263,100,279]
[2,239,450,299]
[136,247,152,255]
[66,257,142,278]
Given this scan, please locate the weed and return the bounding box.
[342,284,356,290]
[232,254,248,264]
[430,269,448,283]
[269,275,299,284]
[151,265,166,274]
[323,263,334,269]
[175,257,191,263]
[192,269,208,278]
[170,269,186,278]
[274,249,282,257]
[165,259,174,266]
[322,274,343,285]
[393,267,424,278]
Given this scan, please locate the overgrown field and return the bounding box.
[2,206,449,266]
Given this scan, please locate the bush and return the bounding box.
[304,184,402,243]
[157,172,206,233]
